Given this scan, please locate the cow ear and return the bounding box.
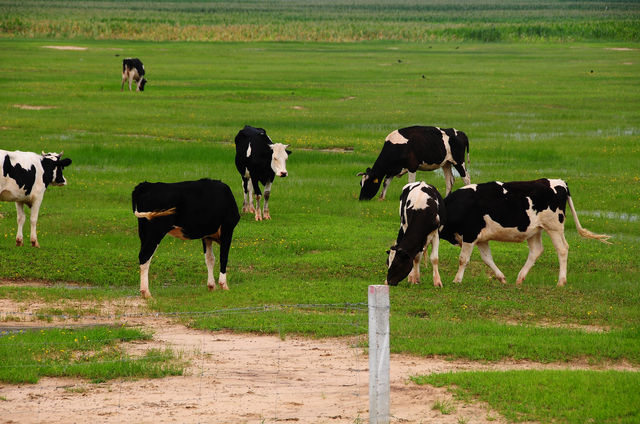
[285,149,292,156]
[356,172,366,177]
[59,158,72,167]
[268,144,275,150]
[41,151,46,156]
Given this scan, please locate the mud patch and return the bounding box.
[13,104,58,110]
[42,45,87,51]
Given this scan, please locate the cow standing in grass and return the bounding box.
[386,182,446,287]
[358,126,470,200]
[234,125,291,221]
[439,178,611,286]
[121,58,147,92]
[132,178,240,298]
[0,150,72,248]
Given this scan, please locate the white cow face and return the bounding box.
[270,143,291,177]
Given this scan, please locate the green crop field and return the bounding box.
[0,1,639,422]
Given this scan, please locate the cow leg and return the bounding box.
[137,224,167,298]
[217,225,235,290]
[547,229,569,286]
[442,163,455,196]
[453,242,475,283]
[27,197,43,248]
[379,176,393,200]
[15,202,26,247]
[407,251,422,284]
[121,74,126,91]
[251,179,263,221]
[253,194,263,221]
[128,74,133,91]
[426,231,442,287]
[241,176,253,213]
[516,232,544,285]
[203,239,217,290]
[476,241,507,284]
[262,181,272,220]
[407,172,416,183]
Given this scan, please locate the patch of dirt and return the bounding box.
[42,46,87,51]
[13,104,58,110]
[1,284,637,423]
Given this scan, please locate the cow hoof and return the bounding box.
[263,213,271,220]
[557,280,566,287]
[207,284,216,291]
[219,284,229,290]
[16,239,23,247]
[434,281,443,288]
[31,241,40,248]
[140,290,152,299]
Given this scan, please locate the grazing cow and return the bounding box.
[132,178,240,298]
[234,125,291,221]
[439,179,611,286]
[386,182,446,287]
[121,58,147,92]
[0,150,72,248]
[358,126,470,200]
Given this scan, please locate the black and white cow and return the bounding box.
[358,126,470,200]
[234,125,291,221]
[439,179,611,286]
[386,182,446,287]
[0,150,72,248]
[121,58,147,92]
[132,178,240,298]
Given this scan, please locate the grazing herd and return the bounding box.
[0,58,611,297]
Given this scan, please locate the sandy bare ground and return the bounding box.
[0,287,636,424]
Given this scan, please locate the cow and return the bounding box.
[386,182,446,288]
[439,179,611,286]
[234,125,291,221]
[121,58,147,92]
[358,126,470,201]
[132,178,240,298]
[0,150,72,248]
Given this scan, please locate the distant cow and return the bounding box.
[121,58,147,92]
[132,178,240,298]
[439,179,611,286]
[234,125,291,221]
[358,126,470,200]
[0,150,72,248]
[386,182,446,287]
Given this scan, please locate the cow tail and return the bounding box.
[566,195,611,244]
[134,207,177,220]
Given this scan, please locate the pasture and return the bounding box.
[0,2,639,421]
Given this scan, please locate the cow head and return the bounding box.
[357,168,382,200]
[138,77,147,91]
[385,245,413,286]
[270,143,291,178]
[41,151,72,187]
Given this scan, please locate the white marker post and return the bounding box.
[368,285,390,424]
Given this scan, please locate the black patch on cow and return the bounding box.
[132,178,240,271]
[235,125,276,195]
[386,183,445,286]
[440,179,568,246]
[123,58,145,76]
[359,126,470,200]
[41,157,72,187]
[3,155,36,195]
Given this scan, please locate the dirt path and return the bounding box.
[0,290,635,424]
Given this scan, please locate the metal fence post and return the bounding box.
[368,285,390,424]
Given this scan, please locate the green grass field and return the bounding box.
[0,1,639,422]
